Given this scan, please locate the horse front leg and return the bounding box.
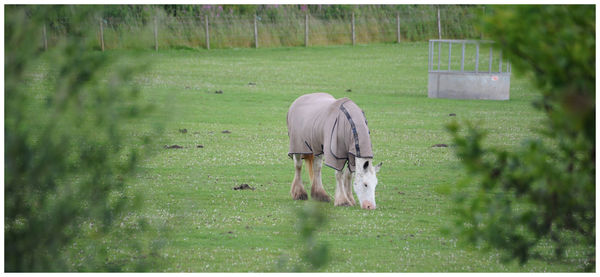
[334,168,353,206]
[343,167,356,206]
[290,154,308,200]
[310,155,331,202]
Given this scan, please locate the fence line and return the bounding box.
[44,10,479,51]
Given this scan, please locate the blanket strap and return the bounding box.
[339,103,361,157]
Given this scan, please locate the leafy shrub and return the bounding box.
[277,202,330,272]
[447,5,595,271]
[296,203,330,271]
[5,5,163,271]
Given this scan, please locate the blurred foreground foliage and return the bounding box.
[296,203,330,271]
[5,6,165,271]
[446,5,595,271]
[277,202,330,272]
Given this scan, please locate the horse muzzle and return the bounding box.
[361,200,376,210]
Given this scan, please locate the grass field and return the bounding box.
[39,43,590,272]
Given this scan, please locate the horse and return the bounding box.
[286,93,382,210]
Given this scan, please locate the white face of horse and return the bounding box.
[353,157,382,210]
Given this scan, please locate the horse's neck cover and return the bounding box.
[287,93,373,172]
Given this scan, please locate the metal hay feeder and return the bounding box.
[428,39,511,100]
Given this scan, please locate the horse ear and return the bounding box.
[374,162,382,173]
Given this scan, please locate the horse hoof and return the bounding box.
[293,193,308,200]
[318,197,331,203]
[312,193,331,202]
[334,201,353,207]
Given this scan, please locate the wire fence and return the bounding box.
[41,8,481,51]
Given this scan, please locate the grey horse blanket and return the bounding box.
[287,93,373,172]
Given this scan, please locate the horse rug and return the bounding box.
[287,93,373,172]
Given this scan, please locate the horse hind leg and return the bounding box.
[290,154,308,200]
[308,154,331,202]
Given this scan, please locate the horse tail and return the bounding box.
[304,154,314,184]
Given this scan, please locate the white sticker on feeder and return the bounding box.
[491,75,499,81]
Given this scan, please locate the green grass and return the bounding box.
[37,43,590,272]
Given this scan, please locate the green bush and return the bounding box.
[446,5,594,271]
[5,5,163,271]
[296,203,330,271]
[277,202,330,272]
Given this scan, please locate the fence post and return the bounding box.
[498,49,503,72]
[351,12,356,46]
[205,15,210,50]
[475,43,479,73]
[254,14,259,48]
[154,17,158,51]
[396,12,401,43]
[304,13,309,47]
[481,6,485,39]
[99,19,105,51]
[448,42,452,71]
[460,42,465,72]
[488,47,493,73]
[428,41,432,71]
[437,6,442,39]
[42,24,48,50]
[437,41,441,70]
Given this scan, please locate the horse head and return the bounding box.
[353,157,382,210]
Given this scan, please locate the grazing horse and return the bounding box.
[286,93,382,210]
